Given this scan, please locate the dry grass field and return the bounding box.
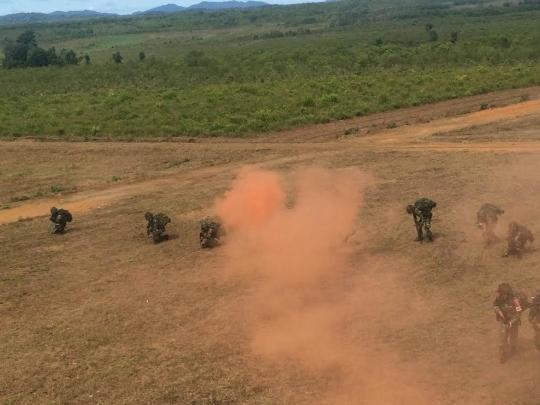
[2,89,540,405]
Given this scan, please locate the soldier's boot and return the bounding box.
[501,247,510,258]
[155,234,169,245]
[51,225,64,234]
[516,249,523,260]
[414,228,423,242]
[426,229,434,242]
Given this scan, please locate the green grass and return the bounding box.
[8,185,75,203]
[1,0,540,138]
[10,195,30,202]
[0,63,539,138]
[164,158,191,168]
[50,184,71,193]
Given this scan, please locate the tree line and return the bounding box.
[1,30,89,69]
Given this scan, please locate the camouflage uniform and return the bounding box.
[493,283,524,363]
[200,221,221,249]
[406,198,436,242]
[502,222,534,259]
[145,212,170,244]
[145,212,154,236]
[49,207,71,234]
[476,203,504,245]
[529,293,540,351]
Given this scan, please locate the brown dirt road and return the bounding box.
[2,88,540,405]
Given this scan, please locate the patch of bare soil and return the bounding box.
[345,99,540,146]
[428,115,540,143]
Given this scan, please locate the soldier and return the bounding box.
[145,212,154,236]
[529,292,540,351]
[502,221,534,259]
[493,283,525,363]
[49,207,72,234]
[145,212,170,244]
[405,198,437,242]
[200,220,222,249]
[476,203,505,245]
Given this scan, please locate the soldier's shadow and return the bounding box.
[431,231,445,241]
[501,248,537,259]
[53,227,75,235]
[513,336,539,360]
[521,247,538,257]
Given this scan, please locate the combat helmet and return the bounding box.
[406,205,415,215]
[144,212,153,221]
[50,207,58,215]
[497,283,513,296]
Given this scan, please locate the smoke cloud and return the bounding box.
[215,167,366,284]
[214,167,435,404]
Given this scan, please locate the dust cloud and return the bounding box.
[214,167,435,404]
[215,167,366,285]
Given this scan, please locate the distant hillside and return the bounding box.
[141,1,270,14]
[188,1,270,10]
[0,1,272,24]
[48,10,113,17]
[0,10,114,24]
[137,4,186,14]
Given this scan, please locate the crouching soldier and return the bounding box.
[200,221,223,249]
[405,198,436,242]
[49,207,72,234]
[502,222,534,259]
[476,203,504,245]
[145,212,170,244]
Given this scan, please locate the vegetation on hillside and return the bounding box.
[2,29,84,68]
[0,0,539,137]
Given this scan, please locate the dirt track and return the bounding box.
[2,88,540,405]
[1,98,539,225]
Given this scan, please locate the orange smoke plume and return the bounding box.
[214,167,434,404]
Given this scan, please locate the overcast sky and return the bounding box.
[0,0,317,16]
